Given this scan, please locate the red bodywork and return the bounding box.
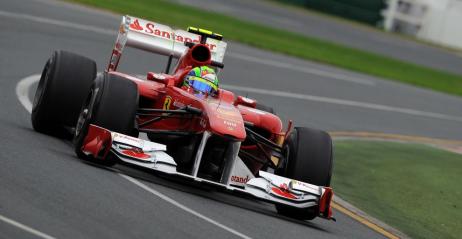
[107,43,284,174]
[110,43,282,156]
[47,15,335,221]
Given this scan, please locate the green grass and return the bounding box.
[69,0,462,97]
[333,140,462,239]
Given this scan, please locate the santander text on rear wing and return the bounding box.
[108,15,227,71]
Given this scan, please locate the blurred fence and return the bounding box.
[280,0,386,25]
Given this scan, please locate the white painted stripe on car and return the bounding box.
[17,75,462,123]
[120,174,252,239]
[0,10,374,86]
[0,214,56,239]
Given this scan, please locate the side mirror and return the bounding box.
[234,96,257,108]
[147,72,167,84]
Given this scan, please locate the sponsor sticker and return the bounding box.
[216,107,242,123]
[246,108,266,115]
[129,18,217,50]
[121,149,151,160]
[152,73,166,80]
[223,120,237,130]
[217,107,237,116]
[271,184,297,199]
[163,96,172,110]
[231,175,250,184]
[289,179,319,193]
[241,97,255,104]
[129,19,144,31]
[173,100,185,108]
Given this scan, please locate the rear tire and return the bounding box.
[255,103,275,114]
[73,73,139,166]
[275,127,333,220]
[31,50,96,137]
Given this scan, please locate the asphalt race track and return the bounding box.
[1,0,462,238]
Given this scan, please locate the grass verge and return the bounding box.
[333,140,462,239]
[69,0,462,97]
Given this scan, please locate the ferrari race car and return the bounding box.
[31,16,334,221]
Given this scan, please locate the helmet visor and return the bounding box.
[188,76,218,94]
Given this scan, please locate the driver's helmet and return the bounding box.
[183,66,219,96]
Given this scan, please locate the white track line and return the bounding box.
[0,10,114,35]
[18,74,462,123]
[13,76,58,238]
[120,174,252,239]
[221,84,462,122]
[0,214,56,239]
[0,10,374,86]
[15,75,252,239]
[15,74,38,113]
[227,52,374,85]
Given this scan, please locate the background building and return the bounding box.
[283,0,462,50]
[383,0,462,50]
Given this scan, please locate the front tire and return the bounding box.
[276,127,333,220]
[73,73,139,166]
[31,50,96,137]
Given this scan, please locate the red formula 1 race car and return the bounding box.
[31,16,334,221]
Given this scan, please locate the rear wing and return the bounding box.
[108,15,227,71]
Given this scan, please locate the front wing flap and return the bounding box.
[80,124,334,220]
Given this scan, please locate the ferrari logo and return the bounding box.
[163,96,172,110]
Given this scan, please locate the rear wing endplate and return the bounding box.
[108,15,227,71]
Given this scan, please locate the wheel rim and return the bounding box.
[75,89,95,137]
[278,143,290,176]
[33,59,52,109]
[75,109,88,137]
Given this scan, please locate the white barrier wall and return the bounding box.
[383,0,462,50]
[419,0,462,49]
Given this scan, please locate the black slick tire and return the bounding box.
[31,50,96,137]
[73,73,139,166]
[276,127,333,220]
[255,103,275,114]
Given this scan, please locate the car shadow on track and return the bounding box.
[24,123,331,233]
[85,160,331,233]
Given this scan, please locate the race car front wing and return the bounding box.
[80,124,334,220]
